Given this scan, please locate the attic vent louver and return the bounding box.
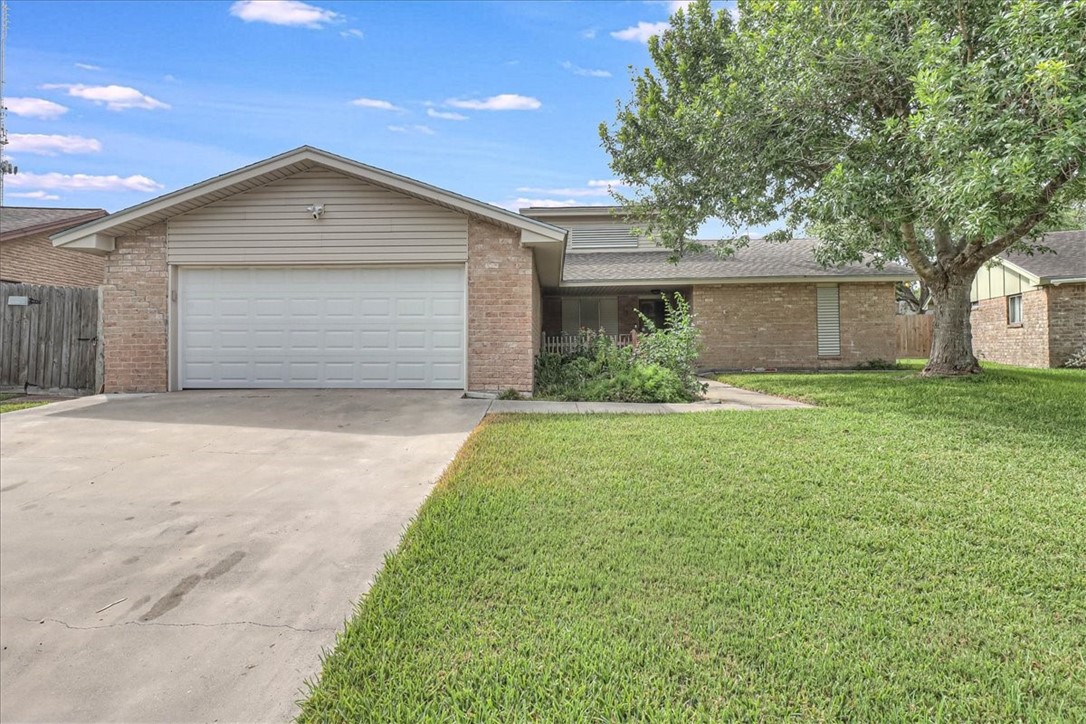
[569,226,640,249]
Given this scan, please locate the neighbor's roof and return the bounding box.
[50,146,567,247]
[1,206,107,241]
[563,238,916,285]
[997,230,1086,283]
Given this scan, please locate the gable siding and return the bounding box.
[167,168,469,265]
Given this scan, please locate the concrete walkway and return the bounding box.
[488,378,810,414]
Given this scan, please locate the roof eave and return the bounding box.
[51,146,567,248]
[560,273,918,287]
[2,210,107,243]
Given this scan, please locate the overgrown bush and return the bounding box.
[533,293,705,403]
[634,292,705,399]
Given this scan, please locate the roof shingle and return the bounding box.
[999,230,1086,280]
[563,238,915,284]
[1,206,107,239]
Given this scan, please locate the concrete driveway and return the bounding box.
[0,390,489,722]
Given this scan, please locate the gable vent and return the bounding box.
[569,226,640,249]
[816,285,841,357]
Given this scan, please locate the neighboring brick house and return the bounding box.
[523,208,912,371]
[970,231,1086,368]
[51,146,913,394]
[1,206,107,287]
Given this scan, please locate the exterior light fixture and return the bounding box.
[306,204,325,219]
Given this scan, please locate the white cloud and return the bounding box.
[561,61,611,78]
[446,94,541,111]
[8,171,163,193]
[6,134,103,156]
[340,28,364,39]
[426,108,468,121]
[581,28,597,39]
[387,124,435,135]
[75,62,103,71]
[8,190,61,201]
[229,0,341,28]
[611,21,670,42]
[669,0,695,12]
[43,84,169,111]
[350,97,403,111]
[6,97,68,119]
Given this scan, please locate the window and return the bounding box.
[816,285,841,357]
[1007,294,1023,325]
[561,297,619,335]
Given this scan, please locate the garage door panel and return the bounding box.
[180,266,465,388]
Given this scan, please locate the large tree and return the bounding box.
[601,0,1086,375]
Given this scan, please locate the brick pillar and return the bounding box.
[102,224,168,392]
[466,219,536,393]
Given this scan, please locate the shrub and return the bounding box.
[496,388,524,400]
[581,363,688,403]
[533,295,705,404]
[634,292,705,399]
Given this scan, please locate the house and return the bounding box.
[523,207,913,371]
[970,230,1086,368]
[50,146,914,394]
[1,206,108,287]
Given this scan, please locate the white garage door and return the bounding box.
[179,266,465,389]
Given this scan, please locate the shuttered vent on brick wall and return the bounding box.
[569,226,640,249]
[816,285,841,357]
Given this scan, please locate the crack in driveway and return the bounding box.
[20,616,334,634]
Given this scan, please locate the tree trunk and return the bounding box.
[923,276,981,376]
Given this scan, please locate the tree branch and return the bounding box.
[967,159,1081,265]
[900,221,936,282]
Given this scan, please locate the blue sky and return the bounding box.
[3,0,735,235]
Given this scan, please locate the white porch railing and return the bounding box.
[540,332,636,355]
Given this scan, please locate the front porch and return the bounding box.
[540,286,692,345]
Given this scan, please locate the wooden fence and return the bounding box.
[896,314,933,359]
[0,282,100,392]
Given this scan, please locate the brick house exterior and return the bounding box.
[970,232,1086,368]
[692,282,897,370]
[51,147,562,394]
[1,207,107,287]
[52,147,918,393]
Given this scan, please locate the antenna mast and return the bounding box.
[0,0,16,204]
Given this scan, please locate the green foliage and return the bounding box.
[533,320,700,403]
[496,388,524,401]
[301,362,1086,721]
[633,292,706,398]
[603,0,1085,262]
[601,0,1086,371]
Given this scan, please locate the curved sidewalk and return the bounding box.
[487,379,811,414]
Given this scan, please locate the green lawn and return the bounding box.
[300,362,1085,721]
[0,393,49,414]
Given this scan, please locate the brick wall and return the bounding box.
[971,288,1049,368]
[693,282,897,370]
[0,233,105,287]
[1046,284,1085,367]
[466,219,537,393]
[101,224,169,392]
